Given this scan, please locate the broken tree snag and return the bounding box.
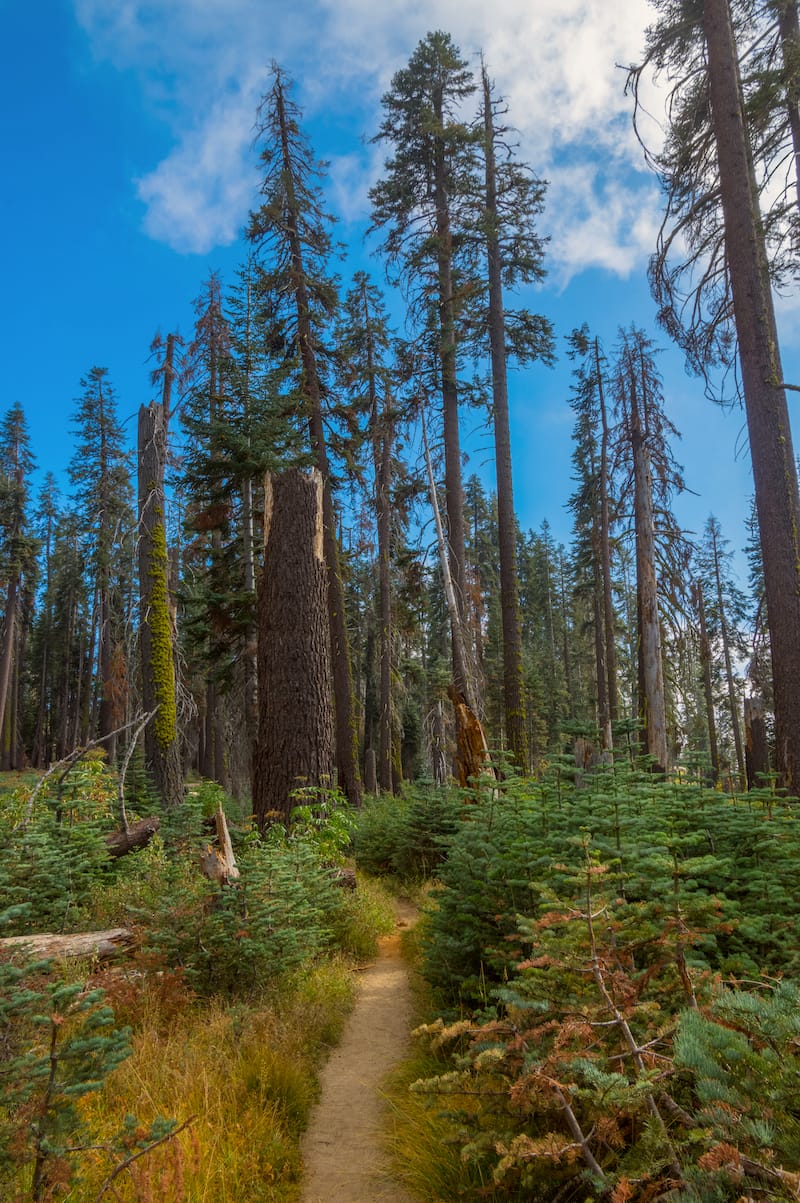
[447,685,495,790]
[744,695,770,790]
[0,929,136,962]
[105,815,161,858]
[253,469,335,829]
[199,804,240,886]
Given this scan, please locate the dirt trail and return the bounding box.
[300,898,418,1203]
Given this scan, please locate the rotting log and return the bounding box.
[0,928,136,961]
[105,815,161,858]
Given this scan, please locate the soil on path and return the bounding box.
[300,898,418,1203]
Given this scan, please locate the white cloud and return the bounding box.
[72,0,663,269]
[135,71,264,253]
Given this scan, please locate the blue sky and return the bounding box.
[3,0,793,573]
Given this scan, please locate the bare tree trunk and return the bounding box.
[744,694,770,788]
[694,580,720,784]
[704,0,800,792]
[138,363,183,810]
[709,522,746,788]
[376,403,394,793]
[481,62,529,773]
[253,470,335,827]
[422,411,493,788]
[430,88,470,702]
[631,366,668,772]
[273,80,361,808]
[596,339,619,724]
[0,574,19,753]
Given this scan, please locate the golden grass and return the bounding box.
[71,959,356,1202]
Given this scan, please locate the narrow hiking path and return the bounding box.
[299,897,418,1203]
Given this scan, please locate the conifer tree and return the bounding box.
[335,273,397,792]
[0,405,36,764]
[68,369,134,767]
[370,31,480,706]
[138,333,182,808]
[697,513,749,786]
[181,274,233,787]
[247,65,361,807]
[611,328,685,771]
[567,329,620,752]
[633,0,800,790]
[29,473,60,765]
[472,59,554,773]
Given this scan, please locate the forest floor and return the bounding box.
[299,896,419,1203]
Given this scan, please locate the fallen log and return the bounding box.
[0,928,136,962]
[105,815,161,858]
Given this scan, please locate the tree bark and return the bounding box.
[0,929,136,961]
[432,87,470,702]
[422,411,493,787]
[694,580,720,784]
[596,339,619,724]
[631,362,668,772]
[253,470,335,828]
[744,694,770,788]
[704,0,800,792]
[137,381,183,810]
[376,399,394,792]
[710,521,746,788]
[481,64,529,773]
[105,816,161,858]
[273,79,362,808]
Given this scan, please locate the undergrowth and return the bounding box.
[357,761,800,1201]
[0,767,392,1201]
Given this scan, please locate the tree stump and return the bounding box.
[253,470,335,828]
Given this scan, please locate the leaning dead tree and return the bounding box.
[421,411,494,789]
[253,469,335,827]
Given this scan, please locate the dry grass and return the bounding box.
[71,959,356,1202]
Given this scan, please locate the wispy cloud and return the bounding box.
[72,0,659,270]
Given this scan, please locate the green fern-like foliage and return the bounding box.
[407,763,800,1198]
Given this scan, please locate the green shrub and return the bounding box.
[353,785,462,881]
[141,830,343,997]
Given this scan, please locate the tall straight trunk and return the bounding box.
[432,86,470,702]
[241,474,258,749]
[274,82,362,807]
[709,526,745,788]
[0,452,24,745]
[253,469,335,827]
[0,575,19,750]
[694,580,720,783]
[596,339,619,724]
[558,551,575,720]
[376,402,393,793]
[138,345,183,810]
[240,263,259,753]
[96,379,116,765]
[704,0,800,791]
[591,530,612,751]
[481,66,529,772]
[631,364,668,772]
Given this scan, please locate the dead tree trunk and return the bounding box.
[704,0,800,792]
[253,470,335,828]
[138,372,183,810]
[744,695,770,789]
